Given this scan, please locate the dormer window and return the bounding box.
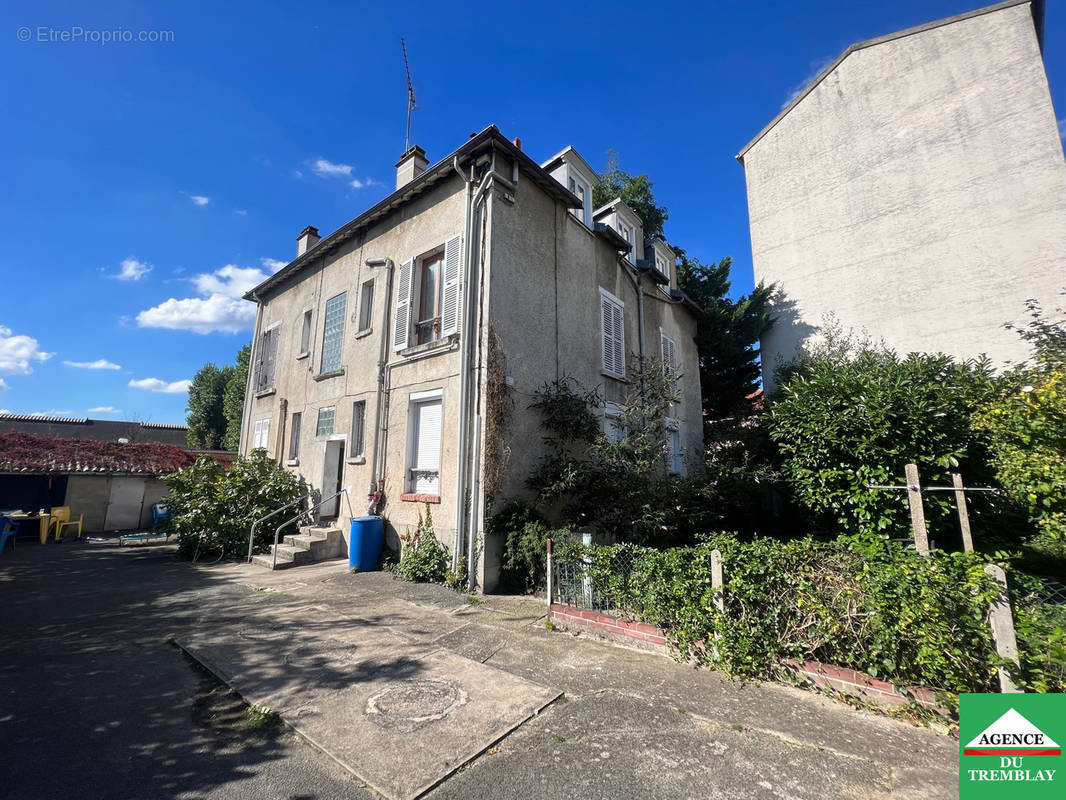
[618,220,635,258]
[655,254,670,280]
[567,173,591,226]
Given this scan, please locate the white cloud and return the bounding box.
[349,177,382,189]
[782,56,835,110]
[112,257,153,282]
[190,195,211,206]
[0,407,9,412]
[235,209,248,216]
[63,359,121,371]
[0,326,53,376]
[1059,117,1065,140]
[0,380,7,392]
[30,409,73,417]
[136,262,273,334]
[261,257,287,273]
[129,377,192,394]
[88,405,120,413]
[312,157,353,178]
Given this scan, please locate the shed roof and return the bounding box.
[736,0,1046,162]
[0,414,189,447]
[0,431,209,476]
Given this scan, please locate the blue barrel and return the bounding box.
[349,515,384,571]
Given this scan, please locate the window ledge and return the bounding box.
[401,493,441,504]
[599,370,627,383]
[296,351,310,360]
[354,328,373,340]
[255,388,277,398]
[399,335,457,359]
[346,456,366,465]
[314,368,345,382]
[285,458,299,467]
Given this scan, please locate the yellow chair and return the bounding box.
[49,506,83,541]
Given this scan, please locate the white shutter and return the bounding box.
[265,326,279,388]
[413,399,442,493]
[393,259,413,351]
[661,332,677,390]
[612,302,625,376]
[600,291,625,378]
[601,295,615,375]
[440,234,462,337]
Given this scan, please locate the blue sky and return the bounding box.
[1,0,1063,424]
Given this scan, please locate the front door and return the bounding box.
[321,440,344,519]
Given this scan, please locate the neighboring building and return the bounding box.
[0,431,202,533]
[0,414,190,448]
[737,0,1065,393]
[240,127,702,588]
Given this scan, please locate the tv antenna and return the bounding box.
[402,37,418,152]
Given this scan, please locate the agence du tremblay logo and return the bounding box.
[960,694,1065,799]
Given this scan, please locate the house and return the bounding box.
[737,0,1065,393]
[0,430,205,533]
[0,413,190,447]
[239,127,703,589]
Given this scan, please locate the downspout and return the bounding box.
[239,293,264,455]
[621,257,647,405]
[366,257,395,507]
[451,156,474,570]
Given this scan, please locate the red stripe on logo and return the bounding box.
[963,749,1061,756]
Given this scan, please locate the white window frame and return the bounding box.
[357,280,374,333]
[316,406,335,438]
[299,309,313,357]
[252,418,270,450]
[288,411,301,461]
[407,389,443,495]
[599,288,626,379]
[603,401,625,444]
[351,400,366,458]
[567,169,591,227]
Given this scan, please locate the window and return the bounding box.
[655,254,670,281]
[394,235,461,352]
[666,423,682,476]
[660,332,678,394]
[252,418,270,450]
[351,401,366,458]
[618,220,634,257]
[600,289,625,378]
[603,402,625,444]
[320,292,347,373]
[254,325,280,392]
[567,174,589,225]
[299,309,312,355]
[288,412,301,460]
[316,406,335,437]
[357,280,374,333]
[408,394,442,494]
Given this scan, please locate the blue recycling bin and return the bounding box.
[349,515,384,571]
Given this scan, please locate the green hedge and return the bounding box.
[558,534,1007,695]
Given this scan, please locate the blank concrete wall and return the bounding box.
[64,475,112,533]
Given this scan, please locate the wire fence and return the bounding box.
[552,546,638,613]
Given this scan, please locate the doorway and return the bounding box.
[321,440,345,519]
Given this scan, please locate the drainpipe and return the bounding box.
[240,293,264,455]
[365,257,395,506]
[621,257,647,405]
[451,156,474,570]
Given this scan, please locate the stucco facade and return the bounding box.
[240,128,702,590]
[739,0,1065,393]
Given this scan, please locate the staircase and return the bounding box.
[250,525,346,570]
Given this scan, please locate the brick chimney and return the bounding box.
[297,225,320,257]
[395,145,428,190]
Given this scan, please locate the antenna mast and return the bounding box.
[402,38,417,152]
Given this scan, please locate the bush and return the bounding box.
[559,534,1002,695]
[769,330,1000,537]
[397,506,449,583]
[1011,573,1066,692]
[165,450,308,561]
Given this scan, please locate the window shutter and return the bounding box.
[253,337,264,391]
[600,293,625,378]
[393,259,413,351]
[265,326,279,388]
[413,399,442,494]
[440,235,462,337]
[612,301,625,376]
[601,296,614,375]
[660,332,677,388]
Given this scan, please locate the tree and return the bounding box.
[222,344,250,450]
[676,252,775,419]
[186,363,231,450]
[592,151,668,240]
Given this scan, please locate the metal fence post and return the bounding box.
[710,548,724,612]
[984,564,1021,693]
[904,463,930,555]
[581,531,593,609]
[546,538,553,608]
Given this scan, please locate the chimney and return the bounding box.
[512,137,522,150]
[297,225,320,257]
[395,145,428,190]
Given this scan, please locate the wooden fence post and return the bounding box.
[710,548,724,612]
[904,463,930,555]
[952,473,974,553]
[983,564,1021,693]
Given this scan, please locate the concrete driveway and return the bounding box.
[0,541,959,799]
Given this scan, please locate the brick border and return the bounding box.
[548,602,948,713]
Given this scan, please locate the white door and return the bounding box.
[412,399,442,494]
[104,477,146,531]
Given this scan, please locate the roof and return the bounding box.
[0,431,203,476]
[0,414,189,448]
[736,0,1046,162]
[246,125,584,301]
[594,198,643,227]
[540,146,600,184]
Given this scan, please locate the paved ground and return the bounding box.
[0,541,960,799]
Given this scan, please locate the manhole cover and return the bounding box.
[365,678,468,732]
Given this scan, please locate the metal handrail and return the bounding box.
[271,488,354,569]
[246,492,314,563]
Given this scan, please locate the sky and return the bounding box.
[1,0,1063,424]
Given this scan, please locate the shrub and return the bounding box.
[1011,573,1066,692]
[165,450,308,561]
[558,534,1002,695]
[501,520,573,594]
[397,506,449,583]
[769,329,1000,537]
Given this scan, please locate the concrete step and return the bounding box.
[250,553,294,570]
[252,526,345,570]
